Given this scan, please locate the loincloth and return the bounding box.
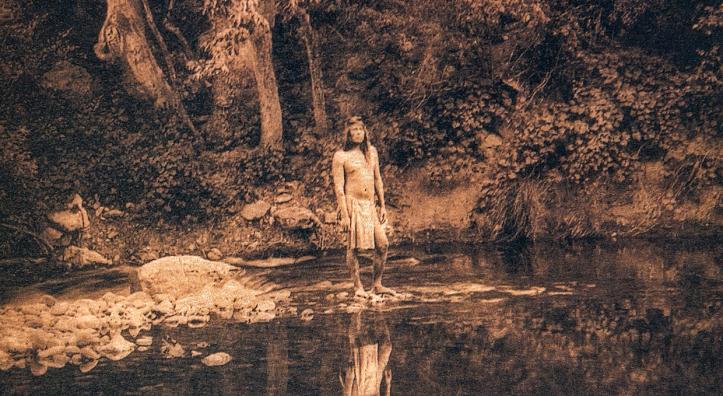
[348,198,377,250]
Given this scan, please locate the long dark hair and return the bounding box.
[343,116,371,161]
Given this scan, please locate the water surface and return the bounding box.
[1,239,721,395]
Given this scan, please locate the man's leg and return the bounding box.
[372,224,396,295]
[347,248,369,298]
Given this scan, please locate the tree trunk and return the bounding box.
[95,0,195,133]
[251,23,283,149]
[297,10,328,133]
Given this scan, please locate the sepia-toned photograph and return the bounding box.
[0,0,720,394]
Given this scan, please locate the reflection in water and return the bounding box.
[0,239,720,394]
[341,312,392,396]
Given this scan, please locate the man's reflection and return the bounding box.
[340,312,392,396]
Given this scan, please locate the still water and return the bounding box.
[1,239,721,395]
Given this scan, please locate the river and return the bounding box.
[0,239,720,395]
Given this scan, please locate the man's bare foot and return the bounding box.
[353,287,371,299]
[372,285,399,296]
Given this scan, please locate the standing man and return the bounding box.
[332,116,396,298]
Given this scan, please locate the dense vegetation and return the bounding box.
[0,0,720,243]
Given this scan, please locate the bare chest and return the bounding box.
[343,153,374,176]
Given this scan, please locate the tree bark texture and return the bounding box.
[251,23,283,148]
[95,0,195,132]
[297,10,328,133]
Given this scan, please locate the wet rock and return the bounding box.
[41,353,68,369]
[272,206,321,231]
[241,200,271,221]
[300,309,314,321]
[79,360,98,373]
[0,351,13,371]
[207,248,223,261]
[275,193,293,204]
[187,314,211,328]
[191,350,202,357]
[98,333,135,361]
[161,340,185,358]
[63,246,112,267]
[80,346,100,360]
[136,336,153,347]
[137,256,237,298]
[37,346,66,359]
[336,292,349,300]
[137,346,149,352]
[29,360,48,376]
[65,346,81,355]
[40,61,94,97]
[70,354,82,366]
[202,352,232,366]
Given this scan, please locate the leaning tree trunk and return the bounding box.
[297,10,328,134]
[94,0,196,133]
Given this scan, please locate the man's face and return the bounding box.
[348,124,365,144]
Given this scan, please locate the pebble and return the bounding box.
[40,295,57,308]
[79,360,98,373]
[136,336,153,347]
[300,309,314,321]
[201,352,232,366]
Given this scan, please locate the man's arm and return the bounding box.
[332,151,350,227]
[372,147,387,223]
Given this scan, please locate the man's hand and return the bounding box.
[379,207,387,224]
[339,213,350,231]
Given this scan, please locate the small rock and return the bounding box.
[300,309,314,321]
[207,248,223,261]
[29,360,48,376]
[275,194,293,204]
[103,209,125,219]
[272,206,321,231]
[161,340,185,358]
[63,246,112,267]
[135,336,153,347]
[202,352,232,366]
[137,346,149,352]
[80,346,100,360]
[336,292,349,300]
[240,200,271,221]
[255,300,276,312]
[70,354,82,366]
[191,350,202,357]
[79,360,98,373]
[40,295,57,308]
[98,333,135,361]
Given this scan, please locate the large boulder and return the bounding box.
[272,206,321,231]
[136,256,240,298]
